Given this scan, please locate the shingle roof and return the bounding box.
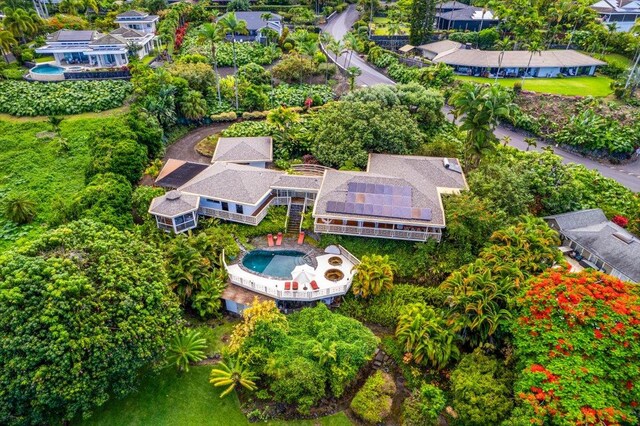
[149,190,200,217]
[437,5,498,21]
[433,48,606,68]
[116,10,148,17]
[591,0,640,13]
[90,34,126,46]
[437,1,468,10]
[179,162,282,205]
[313,154,467,226]
[545,209,640,282]
[212,137,273,163]
[220,11,282,31]
[417,40,462,54]
[110,27,146,38]
[271,175,322,191]
[48,30,97,42]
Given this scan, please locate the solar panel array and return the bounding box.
[326,182,432,221]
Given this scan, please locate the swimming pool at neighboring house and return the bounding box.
[31,64,66,75]
[242,250,307,279]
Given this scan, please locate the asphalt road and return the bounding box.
[321,7,640,192]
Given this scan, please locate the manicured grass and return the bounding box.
[370,16,409,36]
[79,366,352,426]
[455,75,614,97]
[142,54,157,65]
[601,53,632,68]
[34,56,54,63]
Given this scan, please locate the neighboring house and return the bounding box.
[149,137,468,242]
[113,10,159,35]
[436,5,500,31]
[218,11,283,42]
[421,41,605,77]
[591,0,640,32]
[35,11,159,67]
[545,209,640,283]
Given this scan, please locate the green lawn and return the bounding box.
[455,75,614,97]
[370,16,409,36]
[79,366,352,426]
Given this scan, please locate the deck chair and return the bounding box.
[267,234,274,247]
[297,231,305,245]
[310,280,319,291]
[275,232,283,246]
[292,281,299,290]
[284,281,291,290]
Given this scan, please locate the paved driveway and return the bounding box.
[164,123,231,164]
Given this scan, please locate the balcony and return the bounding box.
[198,196,273,226]
[227,273,350,302]
[314,223,441,242]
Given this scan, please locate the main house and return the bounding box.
[420,41,605,78]
[545,209,640,283]
[591,0,640,32]
[35,10,159,67]
[218,11,283,42]
[149,137,468,242]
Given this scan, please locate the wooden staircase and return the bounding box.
[286,201,304,233]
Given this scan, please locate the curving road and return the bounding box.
[321,7,640,192]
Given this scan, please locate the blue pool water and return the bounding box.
[31,64,65,75]
[242,250,306,278]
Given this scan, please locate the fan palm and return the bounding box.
[0,30,17,64]
[3,192,36,224]
[167,330,207,372]
[197,20,224,104]
[218,12,248,109]
[210,358,258,397]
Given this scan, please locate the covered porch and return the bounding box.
[314,218,442,242]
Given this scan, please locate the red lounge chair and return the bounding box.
[310,280,319,291]
[275,232,283,246]
[292,281,299,290]
[284,282,291,290]
[267,234,274,247]
[297,231,305,245]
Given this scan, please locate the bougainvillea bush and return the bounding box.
[510,270,640,425]
[0,80,132,116]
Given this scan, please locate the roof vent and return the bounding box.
[613,232,634,244]
[166,190,181,201]
[443,158,463,174]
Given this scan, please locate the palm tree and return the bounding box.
[351,254,395,298]
[191,274,226,318]
[166,235,205,303]
[0,30,17,64]
[3,192,37,224]
[524,137,537,151]
[80,0,98,17]
[219,12,248,110]
[347,66,362,91]
[197,21,224,104]
[3,7,39,43]
[494,37,512,82]
[343,32,359,68]
[327,38,344,71]
[180,90,208,121]
[522,40,542,86]
[210,358,258,397]
[267,106,300,144]
[58,0,82,15]
[167,330,207,372]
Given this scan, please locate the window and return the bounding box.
[236,204,244,214]
[221,202,229,211]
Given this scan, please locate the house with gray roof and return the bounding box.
[591,0,640,32]
[212,137,273,167]
[149,137,467,240]
[436,5,500,31]
[545,209,640,283]
[36,10,158,68]
[218,11,283,42]
[114,10,159,35]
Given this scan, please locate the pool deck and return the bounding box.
[225,237,356,302]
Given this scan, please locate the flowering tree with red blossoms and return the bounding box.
[510,270,640,425]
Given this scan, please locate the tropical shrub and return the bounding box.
[167,330,207,372]
[210,358,258,397]
[211,111,237,121]
[2,192,36,224]
[0,220,181,425]
[350,371,396,423]
[272,53,318,83]
[351,254,396,298]
[68,173,133,229]
[0,80,132,116]
[509,270,640,425]
[270,84,334,107]
[180,35,281,66]
[402,383,446,426]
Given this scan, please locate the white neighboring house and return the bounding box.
[219,11,283,42]
[35,10,159,67]
[113,10,159,35]
[591,0,640,32]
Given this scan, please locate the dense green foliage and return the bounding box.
[402,383,446,426]
[0,81,132,116]
[350,371,396,423]
[509,270,640,425]
[0,220,181,425]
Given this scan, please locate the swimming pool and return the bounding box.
[31,64,65,75]
[242,250,306,279]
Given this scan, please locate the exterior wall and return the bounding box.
[199,197,260,216]
[154,211,198,233]
[117,20,158,34]
[224,299,247,314]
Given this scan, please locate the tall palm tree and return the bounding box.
[210,358,258,398]
[167,330,207,372]
[494,37,512,82]
[80,0,98,17]
[3,7,39,43]
[219,12,248,110]
[327,38,344,69]
[197,20,224,104]
[58,0,82,15]
[0,30,17,64]
[347,65,362,91]
[343,32,359,68]
[522,40,542,85]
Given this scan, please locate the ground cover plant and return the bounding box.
[0,80,132,116]
[180,30,281,67]
[455,76,614,97]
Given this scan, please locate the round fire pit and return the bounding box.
[324,269,344,282]
[328,256,343,266]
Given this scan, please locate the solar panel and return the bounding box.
[326,201,337,212]
[355,203,364,214]
[347,182,357,192]
[420,209,432,220]
[356,182,366,192]
[345,203,355,214]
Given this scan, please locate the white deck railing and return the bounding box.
[199,204,269,226]
[314,223,440,242]
[228,273,350,301]
[337,244,360,266]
